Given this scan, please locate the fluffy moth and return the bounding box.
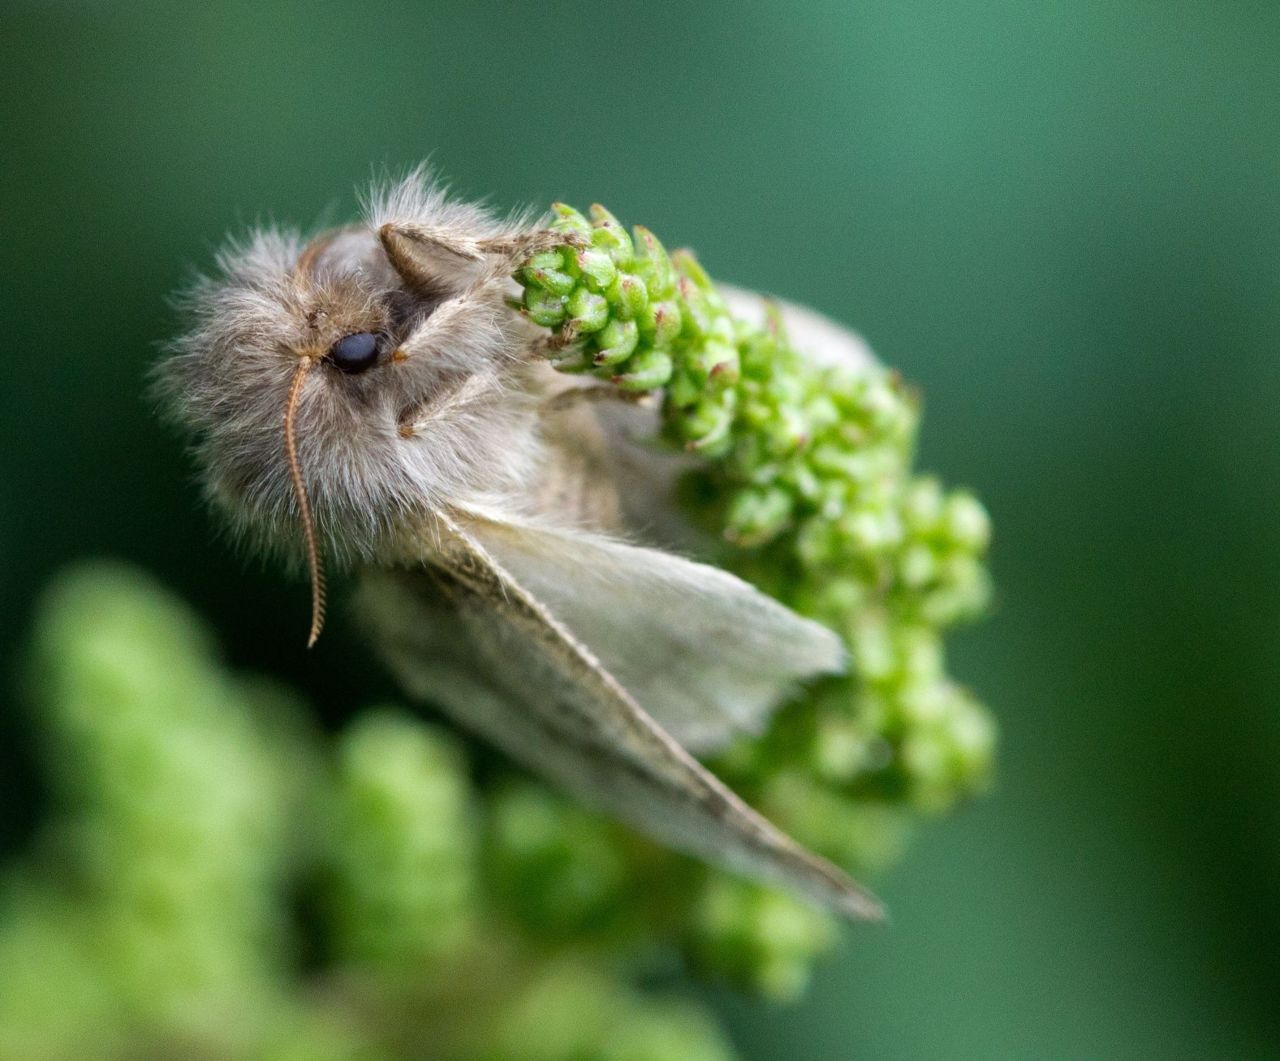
[156,170,884,920]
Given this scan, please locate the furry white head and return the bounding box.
[155,171,560,639]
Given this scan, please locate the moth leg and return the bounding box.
[381,225,587,295]
[396,369,500,439]
[542,385,658,413]
[527,331,579,361]
[476,229,587,259]
[379,223,492,296]
[379,221,483,261]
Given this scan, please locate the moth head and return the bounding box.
[155,171,546,643]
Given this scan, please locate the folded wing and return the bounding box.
[456,507,845,754]
[357,513,881,920]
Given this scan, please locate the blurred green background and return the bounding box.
[2,0,1277,1056]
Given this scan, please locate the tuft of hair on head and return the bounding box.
[361,163,547,244]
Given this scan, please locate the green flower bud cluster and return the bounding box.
[5,564,359,1057]
[514,211,993,803]
[685,876,835,1000]
[22,565,298,1038]
[484,780,635,938]
[322,709,477,970]
[481,778,836,1001]
[474,960,733,1061]
[515,206,996,981]
[0,563,746,1059]
[516,204,743,451]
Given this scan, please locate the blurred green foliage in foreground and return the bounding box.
[2,559,990,1058]
[4,564,728,1059]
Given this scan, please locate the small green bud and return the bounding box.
[859,374,908,434]
[844,508,905,554]
[607,272,648,320]
[480,961,733,1061]
[672,248,714,291]
[795,517,841,569]
[566,287,609,333]
[613,348,673,391]
[758,771,907,871]
[901,475,944,531]
[726,487,793,544]
[643,299,684,346]
[898,541,939,589]
[550,202,592,237]
[895,624,945,683]
[899,690,996,812]
[689,340,739,385]
[547,345,595,375]
[804,576,868,625]
[921,552,991,625]
[850,613,896,683]
[633,225,675,297]
[575,246,617,291]
[942,491,992,552]
[523,287,566,327]
[945,694,998,788]
[898,677,952,726]
[523,247,571,275]
[810,716,878,784]
[588,203,634,260]
[523,265,576,297]
[676,277,713,340]
[681,399,735,455]
[593,318,640,367]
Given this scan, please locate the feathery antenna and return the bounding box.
[283,357,326,647]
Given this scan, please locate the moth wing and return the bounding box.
[717,283,877,372]
[356,513,881,920]
[454,506,845,754]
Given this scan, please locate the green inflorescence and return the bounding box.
[515,207,995,812]
[2,565,734,1060]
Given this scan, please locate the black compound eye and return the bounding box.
[327,332,381,374]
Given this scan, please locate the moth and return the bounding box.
[156,170,883,920]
